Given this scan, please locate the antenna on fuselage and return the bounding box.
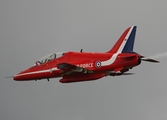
[80,49,83,52]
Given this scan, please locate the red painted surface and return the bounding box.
[13,26,158,83]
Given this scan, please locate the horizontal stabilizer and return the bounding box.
[110,72,134,76]
[141,56,159,63]
[122,73,134,75]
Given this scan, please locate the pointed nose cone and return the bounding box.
[13,76,18,81]
[13,74,21,81]
[13,71,26,81]
[13,68,31,81]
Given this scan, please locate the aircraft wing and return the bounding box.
[57,63,93,75]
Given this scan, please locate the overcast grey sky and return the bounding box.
[1,0,167,120]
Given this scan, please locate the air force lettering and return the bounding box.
[77,63,93,68]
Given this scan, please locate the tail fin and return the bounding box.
[107,26,137,53]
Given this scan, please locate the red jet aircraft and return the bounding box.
[13,26,159,83]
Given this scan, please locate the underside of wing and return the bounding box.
[57,63,77,72]
[57,63,93,75]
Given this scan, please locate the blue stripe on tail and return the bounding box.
[122,26,137,53]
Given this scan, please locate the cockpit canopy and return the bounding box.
[37,52,66,64]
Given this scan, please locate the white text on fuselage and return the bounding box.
[77,63,93,68]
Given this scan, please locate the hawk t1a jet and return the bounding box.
[13,26,159,83]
